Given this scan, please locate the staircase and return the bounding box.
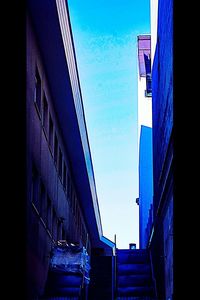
[42,270,87,299]
[116,249,156,300]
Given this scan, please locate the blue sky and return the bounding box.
[68,0,150,249]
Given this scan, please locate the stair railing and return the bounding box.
[80,233,89,300]
[149,247,158,300]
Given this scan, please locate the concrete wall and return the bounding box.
[137,75,152,145]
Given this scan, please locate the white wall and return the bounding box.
[137,74,152,147]
[150,0,158,67]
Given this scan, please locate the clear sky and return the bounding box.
[67,0,150,249]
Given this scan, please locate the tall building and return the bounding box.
[137,35,153,249]
[26,0,114,299]
[149,0,173,299]
[138,125,153,249]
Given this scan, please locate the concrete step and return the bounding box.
[116,249,148,255]
[117,252,150,264]
[117,274,153,287]
[44,287,81,297]
[42,297,79,300]
[116,250,155,299]
[45,272,83,288]
[117,297,156,300]
[117,286,154,297]
[117,263,151,275]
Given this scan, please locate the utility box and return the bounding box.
[129,243,136,250]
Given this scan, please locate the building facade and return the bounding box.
[138,125,153,249]
[137,35,153,250]
[149,0,173,299]
[26,0,114,299]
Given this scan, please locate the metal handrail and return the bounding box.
[114,234,117,300]
[80,233,89,299]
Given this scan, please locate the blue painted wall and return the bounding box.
[139,125,153,249]
[152,0,173,216]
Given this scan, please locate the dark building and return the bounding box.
[149,0,173,299]
[26,0,114,299]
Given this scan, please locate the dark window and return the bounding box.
[31,164,40,210]
[54,134,58,165]
[144,53,152,97]
[145,73,152,97]
[79,220,82,239]
[57,219,62,241]
[76,209,80,233]
[58,148,63,179]
[71,189,75,213]
[74,195,77,218]
[67,174,71,199]
[35,67,42,113]
[62,228,66,240]
[82,226,86,246]
[52,209,57,241]
[49,115,54,151]
[40,181,46,221]
[47,196,52,233]
[42,93,48,134]
[63,163,67,190]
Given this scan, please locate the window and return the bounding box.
[34,67,42,113]
[71,189,75,213]
[49,115,54,151]
[145,73,152,97]
[79,221,82,239]
[40,181,46,221]
[57,219,62,241]
[62,228,66,240]
[42,93,48,134]
[63,163,67,190]
[47,196,52,233]
[144,53,152,97]
[76,209,80,234]
[54,134,58,165]
[71,191,77,217]
[74,195,77,218]
[67,174,71,200]
[52,209,57,241]
[58,148,63,179]
[82,226,86,246]
[31,164,40,211]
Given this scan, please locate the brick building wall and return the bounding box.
[26,16,91,299]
